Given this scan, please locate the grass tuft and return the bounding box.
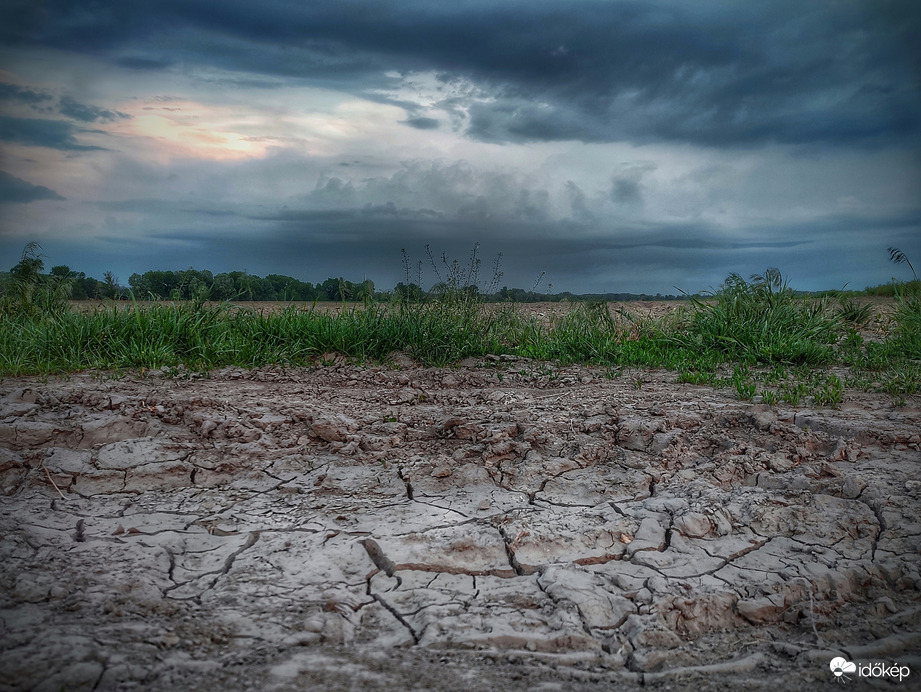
[678,269,840,365]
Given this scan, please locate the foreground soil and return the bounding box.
[1,357,919,691]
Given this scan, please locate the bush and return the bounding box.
[680,268,840,365]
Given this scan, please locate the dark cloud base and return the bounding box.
[0,170,65,203]
[0,116,108,151]
[58,96,129,123]
[4,209,916,296]
[403,117,439,130]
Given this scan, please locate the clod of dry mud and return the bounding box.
[1,359,920,691]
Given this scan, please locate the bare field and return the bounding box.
[1,354,919,691]
[67,296,899,325]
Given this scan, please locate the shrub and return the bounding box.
[680,268,840,365]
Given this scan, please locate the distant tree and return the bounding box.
[211,274,237,301]
[356,279,375,301]
[320,277,341,301]
[261,274,312,301]
[72,272,96,300]
[296,281,319,301]
[102,271,122,299]
[248,275,273,301]
[226,271,254,300]
[129,270,178,299]
[338,278,355,301]
[394,282,425,303]
[264,274,292,300]
[128,273,144,296]
[177,268,213,301]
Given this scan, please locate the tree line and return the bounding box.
[2,255,686,304]
[126,268,377,302]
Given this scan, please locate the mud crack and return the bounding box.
[497,525,525,576]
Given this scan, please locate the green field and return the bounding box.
[2,260,920,407]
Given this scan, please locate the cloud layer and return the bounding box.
[4,0,918,147]
[0,0,918,293]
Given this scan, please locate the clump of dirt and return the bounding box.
[1,358,919,691]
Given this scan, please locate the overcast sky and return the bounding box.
[1,0,919,294]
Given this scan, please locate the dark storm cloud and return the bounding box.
[611,178,642,206]
[96,198,235,216]
[565,181,594,223]
[224,204,813,258]
[0,170,65,203]
[0,116,108,150]
[3,0,918,147]
[0,84,129,128]
[304,160,557,225]
[107,212,821,295]
[404,117,440,130]
[3,200,915,295]
[230,205,919,293]
[114,55,175,70]
[0,82,53,107]
[58,96,130,123]
[466,99,605,143]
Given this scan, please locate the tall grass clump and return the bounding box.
[0,243,72,318]
[835,296,873,327]
[891,292,921,359]
[865,248,921,297]
[514,300,715,371]
[886,248,921,359]
[679,268,840,365]
[0,301,232,373]
[0,294,521,374]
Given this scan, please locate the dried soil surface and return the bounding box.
[1,357,920,691]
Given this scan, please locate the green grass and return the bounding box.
[677,269,841,365]
[0,300,506,373]
[2,267,920,409]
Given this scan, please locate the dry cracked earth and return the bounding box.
[1,356,920,691]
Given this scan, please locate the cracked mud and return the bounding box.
[1,359,920,691]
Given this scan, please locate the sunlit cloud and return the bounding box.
[101,97,412,162]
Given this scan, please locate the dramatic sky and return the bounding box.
[1,0,919,294]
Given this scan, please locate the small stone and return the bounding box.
[737,595,786,624]
[311,419,349,442]
[626,517,666,555]
[161,633,180,648]
[767,454,794,472]
[673,512,712,538]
